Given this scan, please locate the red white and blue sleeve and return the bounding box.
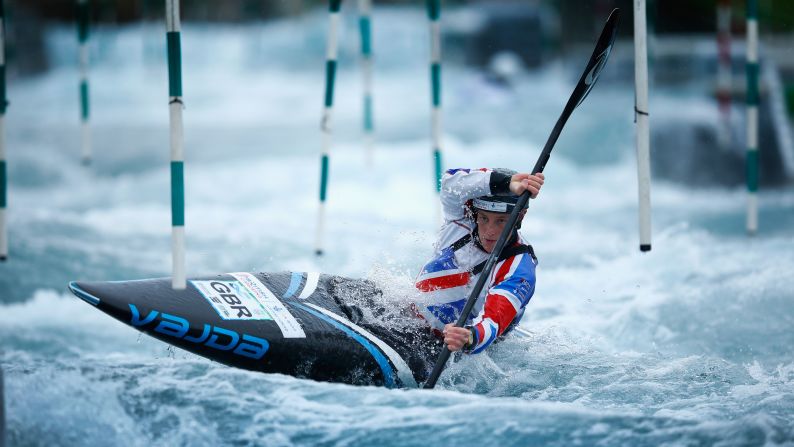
[466,252,537,354]
[439,168,513,222]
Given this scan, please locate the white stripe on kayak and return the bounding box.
[230,272,306,338]
[298,272,320,299]
[303,302,418,388]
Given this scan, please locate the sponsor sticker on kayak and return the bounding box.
[191,280,274,321]
[230,272,306,339]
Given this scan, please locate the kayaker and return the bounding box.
[414,168,544,353]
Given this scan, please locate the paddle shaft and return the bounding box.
[422,9,620,389]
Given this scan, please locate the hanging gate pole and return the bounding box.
[0,0,7,261]
[745,0,759,234]
[76,0,92,165]
[315,0,342,257]
[716,0,732,147]
[426,0,443,221]
[633,0,652,252]
[357,0,374,166]
[165,0,186,288]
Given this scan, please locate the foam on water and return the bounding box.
[1,8,793,446]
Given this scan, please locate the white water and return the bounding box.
[1,8,793,446]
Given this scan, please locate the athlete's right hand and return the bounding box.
[443,324,472,352]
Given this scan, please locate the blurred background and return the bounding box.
[5,0,794,186]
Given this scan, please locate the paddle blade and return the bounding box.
[573,8,620,109]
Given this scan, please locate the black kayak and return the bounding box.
[69,272,442,388]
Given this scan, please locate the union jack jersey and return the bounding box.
[414,168,537,354]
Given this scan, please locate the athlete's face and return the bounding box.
[475,209,527,253]
[476,210,510,253]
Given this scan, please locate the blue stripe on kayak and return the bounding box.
[288,301,395,388]
[283,272,304,298]
[68,282,100,306]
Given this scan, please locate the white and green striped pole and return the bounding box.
[0,0,7,261]
[427,0,443,220]
[76,0,91,165]
[634,0,652,252]
[357,0,374,166]
[166,0,185,288]
[315,0,342,257]
[746,0,759,234]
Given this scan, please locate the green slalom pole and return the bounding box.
[746,0,759,234]
[76,0,91,165]
[0,0,7,261]
[315,0,342,257]
[426,0,443,222]
[357,0,374,166]
[166,0,186,288]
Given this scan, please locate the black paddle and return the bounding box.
[423,9,621,390]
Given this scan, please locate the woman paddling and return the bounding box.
[413,168,544,353]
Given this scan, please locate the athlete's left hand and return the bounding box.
[509,172,545,198]
[443,324,472,352]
